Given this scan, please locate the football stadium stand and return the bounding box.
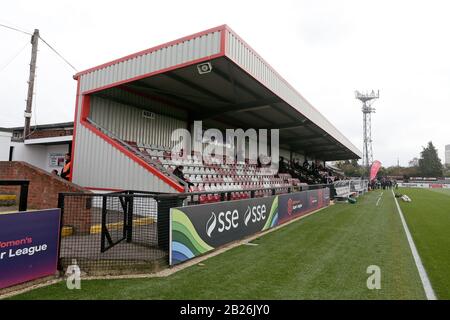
[70,25,361,195]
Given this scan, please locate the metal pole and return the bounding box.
[57,193,65,271]
[18,181,29,212]
[126,196,133,243]
[23,29,39,140]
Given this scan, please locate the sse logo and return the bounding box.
[205,205,267,238]
[205,210,238,238]
[244,205,266,226]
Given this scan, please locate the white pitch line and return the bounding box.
[375,192,383,206]
[391,189,437,300]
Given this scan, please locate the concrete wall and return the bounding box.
[10,142,69,174]
[0,130,12,161]
[0,161,91,233]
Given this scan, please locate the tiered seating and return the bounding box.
[119,141,187,186]
[278,173,303,187]
[85,119,311,203]
[122,142,299,202]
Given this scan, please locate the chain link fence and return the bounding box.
[57,185,334,275]
[57,191,183,275]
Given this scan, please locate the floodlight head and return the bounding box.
[355,90,379,103]
[197,62,212,74]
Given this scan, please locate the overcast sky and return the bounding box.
[1,0,449,167]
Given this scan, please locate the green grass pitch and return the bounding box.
[11,190,433,300]
[398,187,450,299]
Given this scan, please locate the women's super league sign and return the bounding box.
[0,209,60,289]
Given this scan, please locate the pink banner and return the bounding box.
[370,160,382,181]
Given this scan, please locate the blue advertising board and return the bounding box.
[0,209,61,289]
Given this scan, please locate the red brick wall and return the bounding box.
[27,129,73,140]
[0,161,92,233]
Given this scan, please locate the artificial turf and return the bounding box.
[10,190,426,300]
[398,187,450,299]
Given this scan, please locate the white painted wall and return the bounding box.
[44,144,70,173]
[11,142,47,170]
[10,142,69,174]
[0,130,12,161]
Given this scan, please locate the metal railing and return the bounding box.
[333,179,369,198]
[129,183,334,205]
[57,191,176,275]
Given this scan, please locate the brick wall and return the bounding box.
[0,161,92,233]
[27,129,73,140]
[11,128,73,141]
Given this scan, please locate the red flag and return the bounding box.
[370,160,382,181]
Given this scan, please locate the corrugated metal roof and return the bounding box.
[74,24,362,162]
[74,25,227,79]
[224,26,361,158]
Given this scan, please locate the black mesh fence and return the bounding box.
[57,185,334,275]
[57,191,183,275]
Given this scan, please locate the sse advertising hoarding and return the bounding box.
[0,209,60,289]
[170,188,329,265]
[278,188,330,224]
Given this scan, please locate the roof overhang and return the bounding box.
[75,25,361,161]
[23,135,73,145]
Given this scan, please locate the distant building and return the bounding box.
[446,145,450,165]
[0,122,73,173]
[0,128,12,161]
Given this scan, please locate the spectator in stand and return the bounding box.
[278,156,288,173]
[172,165,193,187]
[303,159,309,169]
[60,153,72,181]
[51,169,59,176]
